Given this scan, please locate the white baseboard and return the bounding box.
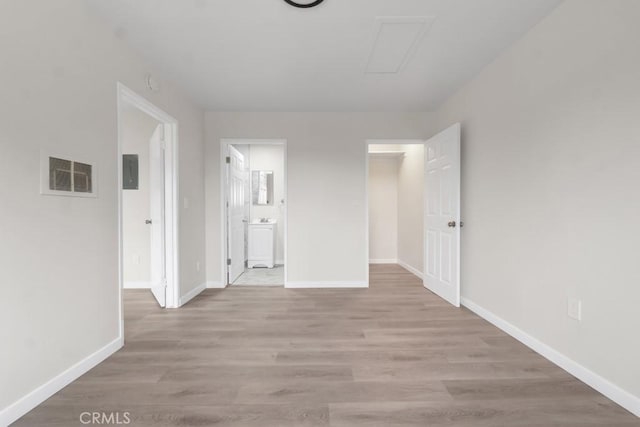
[461,297,640,418]
[123,281,151,289]
[0,336,123,426]
[179,282,206,307]
[397,260,423,279]
[369,259,398,264]
[285,281,368,289]
[206,281,226,289]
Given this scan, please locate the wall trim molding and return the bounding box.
[285,281,368,289]
[206,281,226,289]
[369,259,398,264]
[123,281,151,289]
[397,260,423,279]
[461,297,640,418]
[0,336,123,426]
[179,282,206,307]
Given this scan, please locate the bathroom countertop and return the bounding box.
[250,220,277,225]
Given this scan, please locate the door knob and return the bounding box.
[145,219,152,225]
[448,221,457,228]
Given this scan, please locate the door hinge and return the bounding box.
[227,258,232,266]
[226,156,230,164]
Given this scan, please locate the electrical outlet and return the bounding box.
[568,298,582,321]
[133,254,141,265]
[196,261,200,272]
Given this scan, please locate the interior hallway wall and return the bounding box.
[0,0,206,420]
[368,156,399,263]
[122,107,159,286]
[205,113,435,286]
[436,0,640,405]
[397,144,425,275]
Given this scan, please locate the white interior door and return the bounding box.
[424,123,461,307]
[227,145,246,284]
[149,124,166,307]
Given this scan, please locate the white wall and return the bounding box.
[122,107,159,285]
[436,0,640,407]
[206,113,435,286]
[249,144,285,263]
[368,156,399,262]
[397,144,425,274]
[0,0,205,421]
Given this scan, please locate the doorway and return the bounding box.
[221,139,287,287]
[117,83,179,326]
[366,124,461,306]
[368,141,424,275]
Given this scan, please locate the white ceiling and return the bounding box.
[88,0,562,112]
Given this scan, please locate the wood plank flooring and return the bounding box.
[14,264,639,426]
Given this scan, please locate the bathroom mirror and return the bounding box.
[252,170,274,205]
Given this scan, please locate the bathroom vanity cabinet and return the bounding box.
[248,221,277,268]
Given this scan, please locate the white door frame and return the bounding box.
[220,139,288,287]
[365,139,424,287]
[117,82,180,336]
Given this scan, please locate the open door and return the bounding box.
[424,123,461,307]
[227,145,246,284]
[149,124,166,307]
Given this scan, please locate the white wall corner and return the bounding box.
[369,259,399,264]
[206,281,226,289]
[397,260,423,279]
[461,297,640,418]
[179,282,207,307]
[0,336,123,426]
[285,281,368,289]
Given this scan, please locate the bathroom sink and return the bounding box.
[251,219,277,225]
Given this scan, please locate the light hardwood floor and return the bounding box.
[14,265,639,426]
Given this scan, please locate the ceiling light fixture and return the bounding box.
[283,0,325,8]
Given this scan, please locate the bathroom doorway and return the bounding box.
[220,139,287,287]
